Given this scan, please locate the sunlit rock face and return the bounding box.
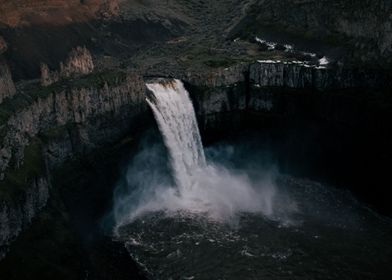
[40,46,94,86]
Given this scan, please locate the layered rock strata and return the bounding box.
[235,0,392,66]
[0,70,147,259]
[186,61,390,132]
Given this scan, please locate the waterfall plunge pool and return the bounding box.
[110,80,392,280]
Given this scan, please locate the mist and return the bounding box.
[112,80,298,231]
[112,129,298,231]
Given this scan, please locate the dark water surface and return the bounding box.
[117,175,392,280]
[113,127,392,279]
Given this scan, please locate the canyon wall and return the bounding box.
[187,61,390,132]
[234,0,392,67]
[0,70,147,259]
[186,61,392,216]
[1,58,391,261]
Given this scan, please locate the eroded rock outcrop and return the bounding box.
[41,46,94,86]
[0,59,16,104]
[0,37,16,104]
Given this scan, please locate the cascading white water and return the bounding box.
[113,78,282,224]
[146,79,206,192]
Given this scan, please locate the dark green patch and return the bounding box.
[0,139,45,201]
[39,123,75,143]
[204,59,237,68]
[0,188,85,280]
[0,132,144,280]
[70,70,128,89]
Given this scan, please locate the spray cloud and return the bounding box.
[113,79,296,229]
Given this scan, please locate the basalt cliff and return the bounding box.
[0,0,391,279]
[0,67,147,259]
[232,0,392,67]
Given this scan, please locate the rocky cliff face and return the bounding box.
[233,0,392,67]
[41,46,94,86]
[0,177,49,260]
[0,37,16,104]
[0,70,147,259]
[185,61,392,218]
[247,61,390,90]
[1,71,146,179]
[187,61,390,125]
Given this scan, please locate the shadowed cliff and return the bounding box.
[0,1,391,278]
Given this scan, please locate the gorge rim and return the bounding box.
[1,1,392,279]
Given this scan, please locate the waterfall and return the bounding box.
[113,78,277,224]
[146,79,206,192]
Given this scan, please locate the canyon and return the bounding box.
[0,0,391,279]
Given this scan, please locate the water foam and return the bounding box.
[114,79,290,227]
